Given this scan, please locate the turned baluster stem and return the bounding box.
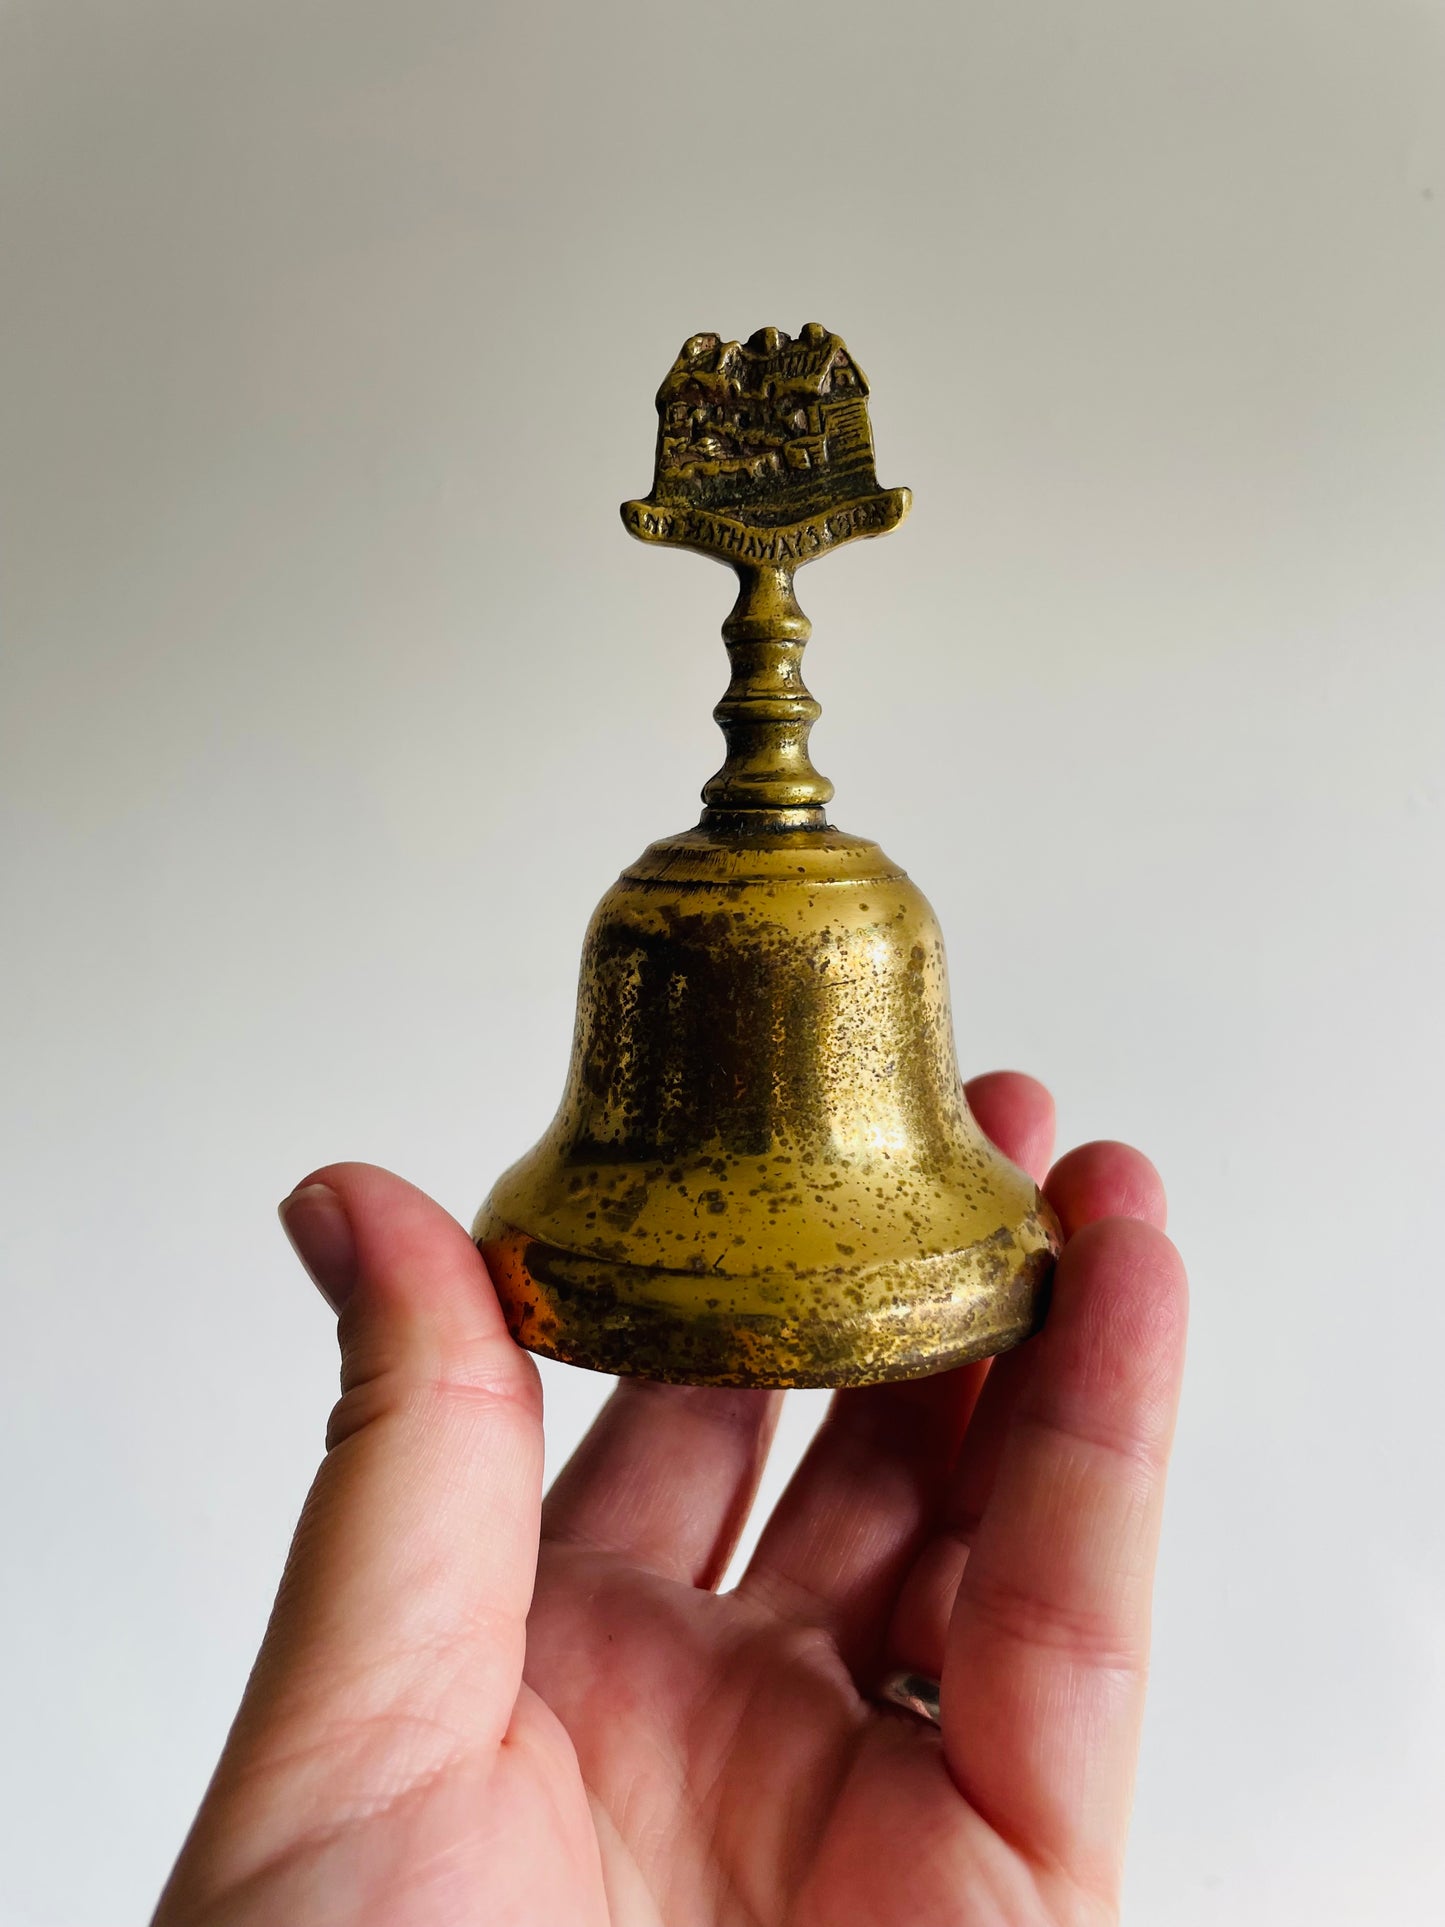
[700,564,833,825]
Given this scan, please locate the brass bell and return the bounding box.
[475,325,1059,1386]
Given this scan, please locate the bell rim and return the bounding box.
[475,1208,1059,1389]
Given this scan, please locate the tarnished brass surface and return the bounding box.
[475,326,1060,1387]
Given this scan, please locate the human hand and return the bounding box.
[154,1072,1186,1927]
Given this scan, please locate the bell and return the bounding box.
[475,324,1060,1386]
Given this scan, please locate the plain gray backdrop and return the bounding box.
[3,3,1443,1922]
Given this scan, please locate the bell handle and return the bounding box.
[700,563,833,820]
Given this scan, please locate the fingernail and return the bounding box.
[279,1183,357,1313]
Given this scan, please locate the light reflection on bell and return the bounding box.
[474,326,1059,1387]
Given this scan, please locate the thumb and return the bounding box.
[167,1163,543,1906]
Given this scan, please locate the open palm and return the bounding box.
[156,1073,1186,1927]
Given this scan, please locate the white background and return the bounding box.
[3,3,1443,1922]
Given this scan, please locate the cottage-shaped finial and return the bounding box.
[622,323,909,568]
[621,326,910,818]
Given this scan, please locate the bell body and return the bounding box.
[475,822,1059,1387]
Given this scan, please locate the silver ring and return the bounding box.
[875,1669,942,1727]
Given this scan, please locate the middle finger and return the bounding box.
[734,1072,1055,1673]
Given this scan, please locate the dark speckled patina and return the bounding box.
[474,327,1059,1386]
